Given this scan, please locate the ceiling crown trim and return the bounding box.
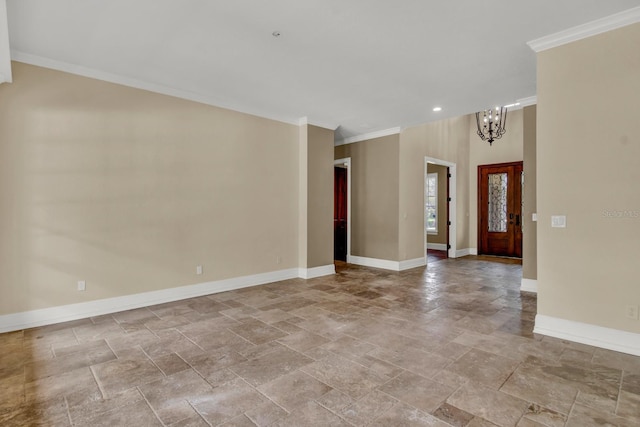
[10,50,304,126]
[0,0,11,83]
[335,127,401,147]
[528,6,640,52]
[298,116,339,131]
[517,96,537,107]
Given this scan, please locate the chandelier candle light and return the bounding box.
[475,106,507,145]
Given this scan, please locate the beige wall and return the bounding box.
[522,105,537,280]
[334,134,400,261]
[305,125,334,268]
[426,163,448,245]
[0,62,300,315]
[537,23,640,333]
[469,109,524,251]
[399,115,471,260]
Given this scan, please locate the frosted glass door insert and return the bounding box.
[488,173,508,232]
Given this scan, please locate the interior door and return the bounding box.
[334,166,348,261]
[478,162,523,258]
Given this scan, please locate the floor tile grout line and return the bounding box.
[88,364,108,400]
[186,400,213,427]
[614,369,625,415]
[136,385,168,427]
[247,376,292,416]
[63,395,73,426]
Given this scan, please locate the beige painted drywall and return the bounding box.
[334,134,400,261]
[537,23,640,333]
[398,115,471,261]
[469,108,524,252]
[426,163,448,245]
[305,125,334,268]
[522,105,537,280]
[0,62,300,315]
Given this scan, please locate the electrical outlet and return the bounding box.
[276,256,282,264]
[625,305,639,320]
[196,265,203,275]
[77,280,86,291]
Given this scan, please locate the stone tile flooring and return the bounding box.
[1,257,640,426]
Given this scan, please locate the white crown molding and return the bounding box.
[10,50,305,127]
[298,264,336,279]
[298,116,339,131]
[335,127,401,146]
[534,314,640,357]
[0,268,301,334]
[520,278,538,294]
[517,96,537,107]
[528,6,640,52]
[0,0,11,84]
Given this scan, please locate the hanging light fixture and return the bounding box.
[475,106,507,145]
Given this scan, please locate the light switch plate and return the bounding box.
[532,213,537,222]
[551,215,566,228]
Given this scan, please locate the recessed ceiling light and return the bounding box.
[433,107,442,112]
[272,31,281,37]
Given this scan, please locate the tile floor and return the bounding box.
[1,257,639,426]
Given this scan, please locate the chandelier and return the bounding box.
[475,106,507,145]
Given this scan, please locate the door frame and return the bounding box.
[334,157,352,262]
[424,157,457,259]
[477,160,523,257]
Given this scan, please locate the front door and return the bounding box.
[478,162,523,258]
[334,166,348,261]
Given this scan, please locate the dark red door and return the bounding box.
[478,162,523,258]
[334,167,347,261]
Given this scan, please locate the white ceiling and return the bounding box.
[6,0,640,140]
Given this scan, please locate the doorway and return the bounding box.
[424,157,457,260]
[426,163,450,261]
[478,161,523,258]
[334,158,351,262]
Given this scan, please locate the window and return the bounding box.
[426,172,437,234]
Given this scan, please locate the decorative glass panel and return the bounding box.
[488,173,507,232]
[425,173,438,232]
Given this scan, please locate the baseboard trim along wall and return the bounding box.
[298,264,336,279]
[426,243,447,251]
[0,266,336,334]
[534,314,640,357]
[399,257,427,271]
[455,248,478,258]
[520,279,538,294]
[348,255,426,272]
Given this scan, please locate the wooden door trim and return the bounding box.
[334,157,351,262]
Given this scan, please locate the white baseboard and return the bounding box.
[454,248,477,258]
[0,268,302,334]
[299,264,335,279]
[534,314,640,357]
[349,255,399,271]
[521,279,538,293]
[348,255,425,272]
[399,257,427,271]
[427,243,447,251]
